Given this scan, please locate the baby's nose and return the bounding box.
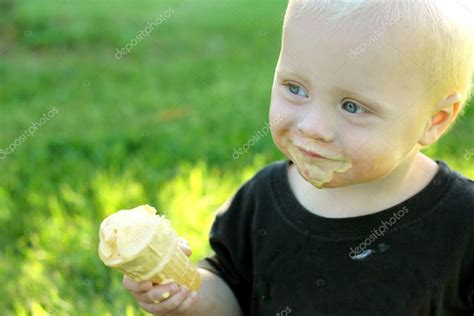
[296,107,335,142]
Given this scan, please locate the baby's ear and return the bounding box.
[444,92,462,104]
[418,92,462,147]
[432,92,462,119]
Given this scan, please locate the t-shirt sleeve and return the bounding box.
[197,182,255,314]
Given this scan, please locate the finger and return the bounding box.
[154,285,191,313]
[132,291,157,305]
[137,301,164,315]
[177,238,191,249]
[177,238,192,256]
[178,244,192,256]
[139,282,179,304]
[172,290,198,314]
[123,276,153,293]
[132,284,178,304]
[177,237,189,247]
[136,287,189,315]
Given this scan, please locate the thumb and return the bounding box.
[177,237,192,256]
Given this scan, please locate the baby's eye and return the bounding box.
[341,100,367,114]
[287,83,309,98]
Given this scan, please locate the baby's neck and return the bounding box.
[287,152,439,218]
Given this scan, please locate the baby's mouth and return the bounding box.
[288,139,342,161]
[296,146,328,160]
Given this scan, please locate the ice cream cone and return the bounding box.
[98,205,201,291]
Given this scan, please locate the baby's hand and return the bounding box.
[122,238,198,315]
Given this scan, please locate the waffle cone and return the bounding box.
[148,244,201,291]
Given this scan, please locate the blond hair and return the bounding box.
[286,0,474,114]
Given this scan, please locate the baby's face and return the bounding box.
[269,8,434,188]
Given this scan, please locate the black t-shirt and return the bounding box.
[197,160,474,316]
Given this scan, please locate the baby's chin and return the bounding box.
[305,177,348,189]
[299,169,353,189]
[298,163,393,189]
[287,150,353,188]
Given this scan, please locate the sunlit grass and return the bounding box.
[2,151,267,314]
[158,157,267,262]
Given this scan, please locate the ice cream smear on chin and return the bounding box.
[98,204,201,290]
[285,139,352,188]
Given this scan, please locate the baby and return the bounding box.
[123,0,474,315]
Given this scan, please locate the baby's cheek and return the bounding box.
[350,153,393,182]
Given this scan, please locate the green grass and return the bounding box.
[0,0,472,315]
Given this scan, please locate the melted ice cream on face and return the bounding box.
[284,139,352,188]
[98,205,161,266]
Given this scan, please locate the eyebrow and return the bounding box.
[277,69,311,85]
[276,69,388,112]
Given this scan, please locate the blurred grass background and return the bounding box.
[0,0,472,315]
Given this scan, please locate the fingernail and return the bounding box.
[152,291,162,301]
[180,243,190,250]
[161,291,170,299]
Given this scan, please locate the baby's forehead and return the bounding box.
[285,21,424,83]
[284,3,419,52]
[283,0,438,66]
[279,6,437,107]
